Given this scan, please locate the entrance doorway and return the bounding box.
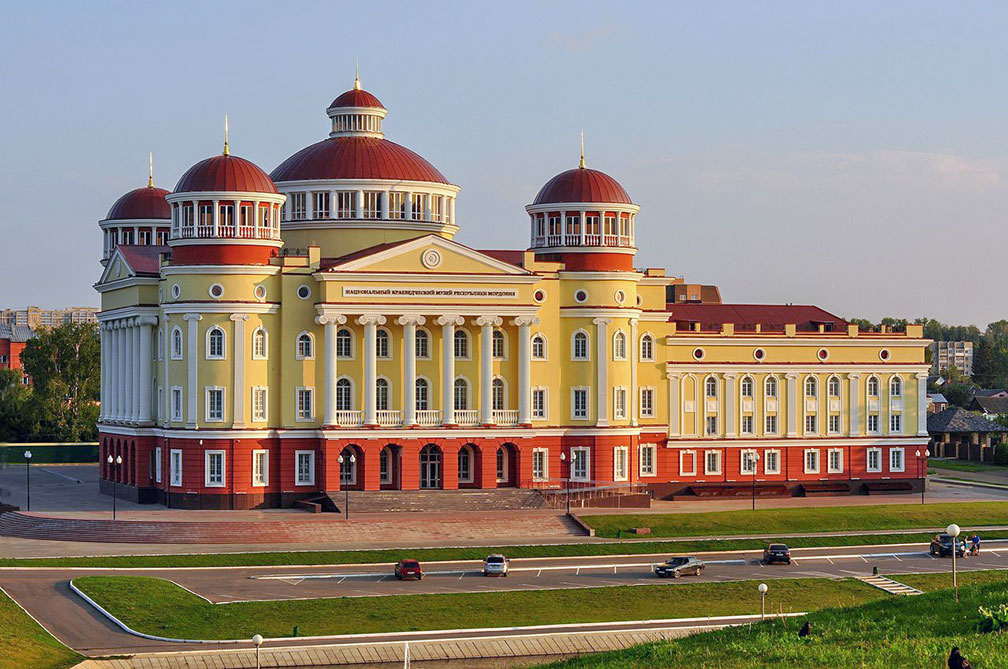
[420,444,442,489]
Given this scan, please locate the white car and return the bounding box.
[483,554,509,576]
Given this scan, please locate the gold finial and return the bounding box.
[223,114,230,156]
[147,152,154,188]
[579,130,586,168]
[354,59,361,90]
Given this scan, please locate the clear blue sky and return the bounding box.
[2,1,1006,326]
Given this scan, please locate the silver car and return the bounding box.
[483,554,509,576]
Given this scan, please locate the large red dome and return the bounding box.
[174,154,278,194]
[105,186,171,220]
[533,167,632,205]
[271,136,449,184]
[328,87,385,110]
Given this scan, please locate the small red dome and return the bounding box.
[271,136,449,184]
[174,154,278,194]
[533,167,632,205]
[105,186,171,220]
[328,87,385,110]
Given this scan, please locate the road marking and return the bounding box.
[458,572,465,580]
[860,557,868,563]
[337,577,346,584]
[826,558,834,565]
[992,552,1001,557]
[536,570,542,577]
[892,556,902,562]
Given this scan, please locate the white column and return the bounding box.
[230,314,248,428]
[629,318,639,426]
[849,373,861,436]
[476,316,501,425]
[438,315,463,425]
[358,315,386,426]
[328,190,337,219]
[131,320,141,422]
[162,316,170,425]
[184,313,201,427]
[404,191,413,220]
[115,322,125,421]
[593,318,611,426]
[355,190,364,219]
[785,373,798,437]
[317,314,345,426]
[666,371,681,437]
[379,191,389,219]
[916,372,929,436]
[579,210,586,245]
[138,317,154,423]
[724,373,737,438]
[398,315,425,426]
[513,317,538,425]
[98,324,107,420]
[211,200,219,236]
[123,319,135,423]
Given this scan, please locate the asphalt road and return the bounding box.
[2,541,1007,656]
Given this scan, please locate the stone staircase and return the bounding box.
[332,489,546,513]
[856,574,923,596]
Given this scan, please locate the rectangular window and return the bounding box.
[613,387,626,419]
[764,450,780,475]
[532,448,548,481]
[639,443,656,477]
[804,449,820,474]
[171,387,183,421]
[156,386,162,420]
[205,387,224,422]
[252,387,267,422]
[430,195,442,222]
[205,450,225,487]
[640,387,654,418]
[363,191,380,218]
[572,387,589,419]
[252,450,268,487]
[388,192,404,219]
[337,191,355,218]
[138,230,151,245]
[313,192,329,219]
[571,446,590,481]
[291,192,306,220]
[805,414,817,433]
[154,446,162,483]
[890,447,905,472]
[867,448,882,473]
[765,414,777,435]
[170,449,182,486]
[532,387,547,419]
[890,414,902,433]
[868,414,879,433]
[613,446,628,482]
[828,448,843,474]
[296,450,315,485]
[219,204,234,231]
[705,415,718,435]
[296,387,314,421]
[741,415,754,435]
[411,193,426,220]
[680,450,697,476]
[704,450,722,475]
[828,414,840,434]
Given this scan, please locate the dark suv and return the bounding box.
[763,544,792,565]
[930,534,966,558]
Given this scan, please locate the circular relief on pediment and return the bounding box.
[421,249,442,269]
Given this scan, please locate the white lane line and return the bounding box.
[338,577,346,584]
[992,552,1001,557]
[893,556,902,562]
[378,575,388,581]
[458,572,465,580]
[860,557,868,563]
[826,558,834,565]
[536,569,542,577]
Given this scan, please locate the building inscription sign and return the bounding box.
[342,286,519,299]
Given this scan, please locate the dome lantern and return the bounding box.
[326,73,388,139]
[98,153,171,265]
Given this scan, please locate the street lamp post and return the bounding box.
[338,454,356,519]
[948,523,961,602]
[252,634,263,669]
[916,449,925,505]
[560,452,570,515]
[23,450,32,511]
[750,452,761,511]
[757,582,768,620]
[107,455,123,520]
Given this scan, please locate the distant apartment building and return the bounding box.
[931,341,974,378]
[0,306,99,329]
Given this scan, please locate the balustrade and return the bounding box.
[455,409,480,426]
[415,410,442,426]
[493,409,519,426]
[376,410,402,427]
[335,410,363,427]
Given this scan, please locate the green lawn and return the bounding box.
[0,443,98,464]
[73,575,885,640]
[0,589,81,669]
[929,459,1007,473]
[582,501,1008,538]
[540,572,1008,668]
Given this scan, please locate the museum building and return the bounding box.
[94,77,931,508]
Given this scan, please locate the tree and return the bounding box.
[19,323,100,442]
[941,383,975,408]
[973,340,997,388]
[0,369,39,441]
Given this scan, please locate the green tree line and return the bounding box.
[0,323,99,442]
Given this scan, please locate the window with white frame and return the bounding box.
[640,333,654,361]
[741,376,754,397]
[890,447,905,472]
[680,450,697,476]
[154,446,162,483]
[765,375,778,397]
[171,387,183,422]
[454,329,469,359]
[805,414,817,433]
[296,332,314,359]
[531,334,546,360]
[296,387,314,421]
[380,448,391,484]
[805,376,817,398]
[415,378,429,411]
[291,192,306,220]
[458,446,473,483]
[571,446,590,481]
[572,387,589,419]
[410,193,425,220]
[388,191,404,219]
[804,449,820,474]
[170,449,182,486]
[454,377,469,410]
[764,450,780,474]
[492,330,505,359]
[331,378,351,410]
[890,376,902,397]
[252,387,267,422]
[532,387,547,419]
[741,414,754,434]
[704,450,722,475]
[828,448,843,473]
[376,328,390,358]
[867,376,880,397]
[640,443,656,477]
[252,450,268,486]
[867,447,882,473]
[828,376,841,397]
[613,331,627,360]
[640,387,654,418]
[376,378,390,411]
[614,387,627,419]
[171,327,183,359]
[828,414,840,434]
[765,414,778,435]
[867,414,880,433]
[363,191,380,218]
[336,191,355,218]
[415,328,430,358]
[705,376,717,398]
[336,328,352,358]
[205,450,225,487]
[890,413,902,433]
[705,415,718,435]
[532,448,548,480]
[206,387,224,422]
[313,192,329,219]
[492,378,505,410]
[613,446,629,481]
[741,449,758,475]
[296,450,315,485]
[252,328,267,359]
[572,331,589,360]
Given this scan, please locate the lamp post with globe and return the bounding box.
[338,453,356,519]
[23,450,32,511]
[252,634,263,669]
[758,582,768,620]
[559,452,570,515]
[107,455,123,520]
[948,523,961,602]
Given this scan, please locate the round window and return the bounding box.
[753,348,766,362]
[171,284,181,299]
[574,289,588,303]
[693,347,705,361]
[297,285,311,300]
[254,285,266,301]
[879,349,891,361]
[817,348,829,361]
[533,289,546,303]
[208,284,224,299]
[614,290,626,305]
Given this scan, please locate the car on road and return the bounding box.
[394,559,423,580]
[930,534,966,558]
[653,556,705,578]
[763,543,792,565]
[483,554,510,576]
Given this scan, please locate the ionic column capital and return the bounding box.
[437,315,464,326]
[229,314,250,323]
[183,313,202,322]
[511,316,540,327]
[315,313,347,326]
[396,314,427,326]
[847,372,862,380]
[355,314,387,326]
[915,372,930,380]
[475,315,502,327]
[785,372,799,380]
[137,315,159,327]
[592,317,612,326]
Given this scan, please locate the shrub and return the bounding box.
[977,603,1008,633]
[994,443,1008,466]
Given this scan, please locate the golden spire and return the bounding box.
[147,152,154,188]
[579,130,586,168]
[354,59,361,90]
[223,114,230,156]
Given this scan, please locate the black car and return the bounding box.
[930,534,966,558]
[763,543,792,565]
[654,556,705,578]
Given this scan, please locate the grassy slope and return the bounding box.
[73,575,884,640]
[0,589,81,669]
[542,572,1008,668]
[582,501,1008,538]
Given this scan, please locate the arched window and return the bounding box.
[741,376,754,398]
[171,327,183,359]
[531,334,547,360]
[157,329,163,361]
[705,376,717,398]
[805,376,818,398]
[419,444,442,489]
[496,447,508,482]
[335,378,352,410]
[296,332,314,359]
[454,329,469,359]
[415,329,429,358]
[375,378,390,410]
[492,378,505,410]
[828,375,841,397]
[335,328,352,358]
[458,445,473,483]
[765,376,778,398]
[889,376,902,397]
[640,333,654,361]
[492,330,505,359]
[379,447,391,485]
[867,376,880,397]
[572,331,588,360]
[613,331,627,361]
[252,328,267,360]
[454,378,468,410]
[376,328,390,359]
[206,327,225,359]
[416,378,429,411]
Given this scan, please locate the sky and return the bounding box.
[1,1,1006,327]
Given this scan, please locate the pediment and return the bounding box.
[327,235,530,276]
